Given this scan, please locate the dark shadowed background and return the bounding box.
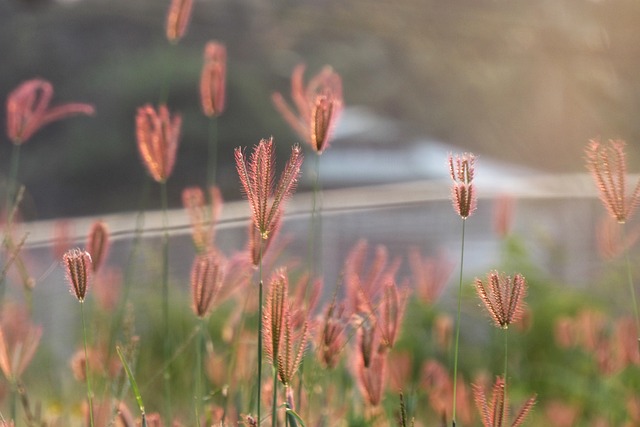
[1,0,640,219]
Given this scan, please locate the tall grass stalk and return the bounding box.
[503,328,509,420]
[0,143,22,304]
[160,181,172,422]
[257,240,264,425]
[80,301,95,427]
[207,118,219,189]
[195,318,207,426]
[622,223,640,351]
[117,345,147,427]
[307,154,322,279]
[271,354,279,427]
[451,218,466,427]
[107,179,150,360]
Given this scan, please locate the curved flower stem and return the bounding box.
[622,223,640,352]
[160,181,172,422]
[81,301,95,427]
[451,218,466,427]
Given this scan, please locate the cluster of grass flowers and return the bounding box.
[3,2,640,427]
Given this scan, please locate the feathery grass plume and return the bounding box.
[421,359,474,426]
[165,0,193,43]
[586,138,640,355]
[191,250,225,318]
[474,271,527,329]
[398,392,415,427]
[191,249,224,426]
[235,137,303,239]
[246,213,280,268]
[379,282,407,351]
[182,186,222,253]
[63,248,92,302]
[585,139,640,224]
[449,152,477,219]
[136,104,181,183]
[434,314,454,352]
[86,221,109,274]
[596,216,640,260]
[62,248,95,427]
[614,316,640,368]
[493,194,515,238]
[344,239,401,316]
[235,134,302,426]
[449,151,477,427]
[472,376,536,427]
[352,321,387,414]
[0,304,42,383]
[262,271,288,359]
[543,401,579,427]
[6,79,95,145]
[408,247,453,305]
[263,269,309,425]
[272,64,343,154]
[200,41,226,118]
[317,298,347,369]
[310,93,341,154]
[475,271,528,415]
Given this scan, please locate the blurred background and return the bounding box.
[2,0,640,220]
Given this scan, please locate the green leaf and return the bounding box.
[116,345,145,415]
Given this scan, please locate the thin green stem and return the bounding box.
[159,45,177,105]
[223,294,251,421]
[271,366,279,427]
[307,153,322,279]
[207,117,219,189]
[9,380,16,427]
[195,318,206,426]
[622,223,640,353]
[160,181,172,422]
[1,144,21,305]
[257,239,264,424]
[81,301,95,427]
[503,328,509,425]
[107,179,149,364]
[5,143,21,216]
[451,218,466,427]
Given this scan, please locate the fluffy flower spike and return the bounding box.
[272,64,343,153]
[473,376,536,427]
[475,271,527,329]
[136,104,181,183]
[191,251,224,318]
[449,152,477,219]
[6,79,94,145]
[585,138,640,224]
[63,248,92,302]
[165,0,193,42]
[235,137,303,239]
[200,41,226,117]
